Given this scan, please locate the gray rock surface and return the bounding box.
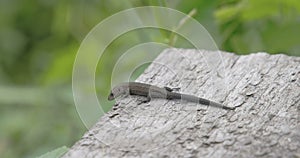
[63,49,300,158]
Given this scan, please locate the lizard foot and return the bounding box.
[137,97,151,104]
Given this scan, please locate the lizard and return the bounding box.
[108,82,235,110]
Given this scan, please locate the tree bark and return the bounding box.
[63,49,300,158]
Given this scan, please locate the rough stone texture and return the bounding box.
[63,49,300,158]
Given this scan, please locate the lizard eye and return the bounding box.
[108,93,114,100]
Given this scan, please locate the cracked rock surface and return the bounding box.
[63,49,300,158]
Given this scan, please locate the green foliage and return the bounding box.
[215,0,300,55]
[37,146,69,158]
[0,0,299,158]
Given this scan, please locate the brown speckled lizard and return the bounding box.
[108,82,235,110]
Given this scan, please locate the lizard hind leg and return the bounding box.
[164,86,180,92]
[164,87,173,92]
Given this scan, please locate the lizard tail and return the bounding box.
[209,101,235,110]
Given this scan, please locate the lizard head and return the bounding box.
[108,84,129,100]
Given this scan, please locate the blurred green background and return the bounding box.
[0,0,299,157]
